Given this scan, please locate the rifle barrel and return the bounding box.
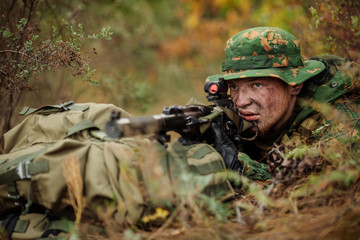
[105,114,187,138]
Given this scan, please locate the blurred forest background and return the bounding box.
[1,0,359,151]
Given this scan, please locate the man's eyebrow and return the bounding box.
[228,78,264,84]
[247,78,264,82]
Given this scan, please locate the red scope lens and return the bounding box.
[209,84,218,94]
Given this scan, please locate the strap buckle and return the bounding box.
[6,161,32,201]
[59,101,75,111]
[16,161,32,180]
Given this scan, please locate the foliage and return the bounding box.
[306,0,360,62]
[0,0,112,152]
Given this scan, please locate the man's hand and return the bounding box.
[211,123,242,174]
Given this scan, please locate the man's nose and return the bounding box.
[234,91,252,108]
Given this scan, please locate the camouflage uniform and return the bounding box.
[206,27,360,181]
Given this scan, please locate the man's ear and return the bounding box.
[291,83,303,96]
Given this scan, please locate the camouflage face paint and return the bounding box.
[228,77,296,135]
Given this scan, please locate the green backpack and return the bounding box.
[0,102,232,239]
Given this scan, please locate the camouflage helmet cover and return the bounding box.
[206,27,325,86]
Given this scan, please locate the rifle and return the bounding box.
[105,78,256,146]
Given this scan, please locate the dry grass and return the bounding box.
[62,154,87,226]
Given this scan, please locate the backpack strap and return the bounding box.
[66,119,120,142]
[0,147,49,199]
[13,218,30,233]
[2,212,106,239]
[1,213,73,239]
[19,101,89,116]
[0,214,19,238]
[306,55,355,103]
[66,119,99,137]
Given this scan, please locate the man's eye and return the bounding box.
[229,85,238,90]
[253,83,262,88]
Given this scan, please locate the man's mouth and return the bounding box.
[239,111,260,121]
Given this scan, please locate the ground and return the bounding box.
[145,194,360,240]
[90,181,360,240]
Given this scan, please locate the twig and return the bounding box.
[349,117,360,152]
[350,117,360,138]
[234,206,246,224]
[0,49,39,62]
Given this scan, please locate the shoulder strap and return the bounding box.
[66,119,99,137]
[0,147,49,199]
[305,55,356,103]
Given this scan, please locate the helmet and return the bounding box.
[206,27,325,86]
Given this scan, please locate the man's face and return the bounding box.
[227,77,294,136]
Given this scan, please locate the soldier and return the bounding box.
[207,27,360,182]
